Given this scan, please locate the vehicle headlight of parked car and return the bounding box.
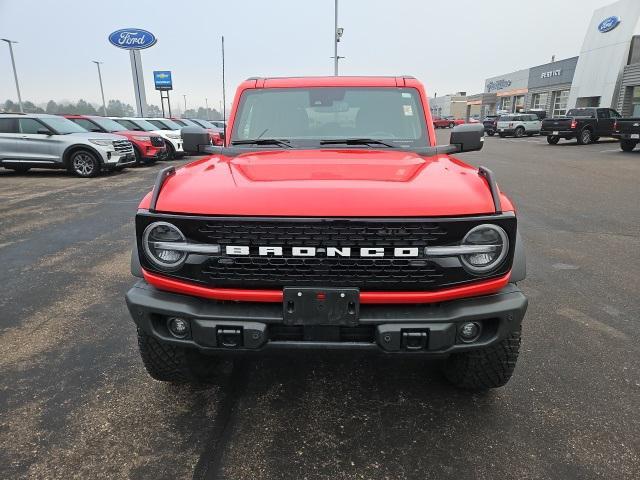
[89,139,115,147]
[425,224,509,274]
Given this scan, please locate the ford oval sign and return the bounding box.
[108,28,157,50]
[598,16,620,33]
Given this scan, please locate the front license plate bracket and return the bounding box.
[283,287,360,326]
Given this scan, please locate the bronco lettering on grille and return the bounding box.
[225,246,421,258]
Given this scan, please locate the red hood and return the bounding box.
[142,149,512,217]
[114,130,152,138]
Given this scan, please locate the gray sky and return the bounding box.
[0,0,614,111]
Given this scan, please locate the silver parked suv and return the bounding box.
[0,113,135,177]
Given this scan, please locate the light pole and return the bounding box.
[332,0,344,75]
[205,97,210,119]
[92,61,107,116]
[183,94,187,114]
[2,38,23,112]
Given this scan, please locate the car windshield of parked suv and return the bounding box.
[192,119,219,129]
[115,119,159,132]
[148,119,182,130]
[91,117,131,132]
[566,108,595,117]
[231,87,428,148]
[41,117,89,134]
[172,119,198,127]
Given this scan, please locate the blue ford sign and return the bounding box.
[153,71,173,91]
[598,16,621,33]
[108,28,157,50]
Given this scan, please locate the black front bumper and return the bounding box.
[126,281,528,355]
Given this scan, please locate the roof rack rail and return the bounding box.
[0,111,27,115]
[478,166,502,213]
[149,166,176,213]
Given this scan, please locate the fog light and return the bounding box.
[167,317,189,338]
[459,322,481,343]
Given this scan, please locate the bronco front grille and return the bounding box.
[136,215,517,291]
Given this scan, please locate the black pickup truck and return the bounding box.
[540,107,622,145]
[612,118,640,152]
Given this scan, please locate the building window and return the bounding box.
[514,95,525,112]
[531,92,549,110]
[500,97,512,112]
[632,87,640,116]
[552,90,569,117]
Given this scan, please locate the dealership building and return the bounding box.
[461,0,640,119]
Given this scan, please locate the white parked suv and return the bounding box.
[497,113,541,138]
[0,113,135,177]
[111,117,184,159]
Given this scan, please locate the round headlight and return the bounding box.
[460,224,509,274]
[142,221,187,270]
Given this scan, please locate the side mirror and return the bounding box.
[210,132,223,146]
[182,126,212,153]
[449,123,484,153]
[37,128,53,135]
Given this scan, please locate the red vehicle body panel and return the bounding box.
[432,117,455,128]
[142,269,511,304]
[138,76,515,303]
[63,114,166,160]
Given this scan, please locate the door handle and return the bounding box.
[20,135,29,139]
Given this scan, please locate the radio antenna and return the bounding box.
[221,35,227,144]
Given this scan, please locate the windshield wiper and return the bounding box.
[231,138,292,148]
[319,138,396,148]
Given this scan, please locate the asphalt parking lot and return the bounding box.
[1,133,639,480]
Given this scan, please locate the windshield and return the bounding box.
[91,117,129,132]
[231,87,428,148]
[192,119,219,129]
[566,108,594,117]
[148,119,182,130]
[41,117,88,134]
[173,119,197,127]
[114,118,159,131]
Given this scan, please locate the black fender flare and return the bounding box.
[509,230,526,283]
[131,240,143,278]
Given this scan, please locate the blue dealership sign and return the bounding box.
[598,16,621,33]
[153,71,173,91]
[108,28,157,49]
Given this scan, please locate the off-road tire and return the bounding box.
[576,128,593,145]
[442,329,522,390]
[487,131,495,137]
[137,328,221,383]
[514,127,525,138]
[620,140,637,152]
[547,136,560,145]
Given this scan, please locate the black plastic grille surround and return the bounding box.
[136,214,517,291]
[150,136,165,147]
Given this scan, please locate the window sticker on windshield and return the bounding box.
[401,92,412,98]
[403,105,414,116]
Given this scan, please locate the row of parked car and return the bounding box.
[431,116,480,129]
[481,107,640,151]
[0,113,225,177]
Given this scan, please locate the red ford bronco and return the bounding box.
[126,76,527,390]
